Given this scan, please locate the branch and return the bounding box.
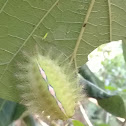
[79,102,94,126]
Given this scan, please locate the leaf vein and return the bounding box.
[70,0,95,67]
[0,0,59,82]
[3,11,36,26]
[0,0,8,14]
[0,48,14,55]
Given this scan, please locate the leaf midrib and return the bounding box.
[70,0,112,68]
[0,0,8,14]
[108,0,112,41]
[0,100,6,112]
[0,0,59,82]
[70,0,95,68]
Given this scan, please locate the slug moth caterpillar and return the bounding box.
[17,47,82,120]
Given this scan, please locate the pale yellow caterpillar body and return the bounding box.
[17,47,82,120]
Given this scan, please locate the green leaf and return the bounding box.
[80,65,126,118]
[105,86,117,91]
[0,98,16,126]
[72,120,85,126]
[79,64,105,89]
[98,95,126,118]
[0,98,26,126]
[12,103,26,121]
[23,116,36,126]
[0,0,126,102]
[80,76,110,99]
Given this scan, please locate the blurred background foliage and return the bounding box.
[79,40,126,126]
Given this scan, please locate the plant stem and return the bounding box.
[79,102,94,126]
[122,119,126,126]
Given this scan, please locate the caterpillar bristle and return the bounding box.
[16,46,84,121]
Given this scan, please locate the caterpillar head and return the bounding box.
[17,48,82,120]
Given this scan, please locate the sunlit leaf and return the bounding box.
[105,86,117,91]
[72,120,85,126]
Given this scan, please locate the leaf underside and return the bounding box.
[0,0,126,102]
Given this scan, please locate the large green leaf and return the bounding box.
[98,95,126,118]
[0,0,126,102]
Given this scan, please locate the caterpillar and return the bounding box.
[17,47,82,120]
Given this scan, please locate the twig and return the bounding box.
[79,102,94,126]
[122,119,126,126]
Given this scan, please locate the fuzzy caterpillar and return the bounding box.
[36,60,66,115]
[17,48,82,120]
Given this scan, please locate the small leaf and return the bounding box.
[72,120,85,126]
[105,86,117,91]
[0,98,16,126]
[98,95,126,118]
[0,98,26,126]
[122,89,126,92]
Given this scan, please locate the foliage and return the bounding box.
[98,95,126,118]
[0,0,126,102]
[72,120,85,126]
[80,45,126,125]
[0,98,26,126]
[99,54,126,95]
[0,0,126,126]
